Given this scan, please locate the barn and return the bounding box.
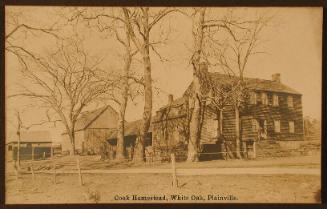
[61,105,119,155]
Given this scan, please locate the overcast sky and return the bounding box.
[5,7,322,142]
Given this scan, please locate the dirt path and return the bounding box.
[176,167,320,176]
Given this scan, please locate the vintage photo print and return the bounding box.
[4,6,322,204]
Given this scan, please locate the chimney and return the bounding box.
[272,73,281,83]
[168,94,174,105]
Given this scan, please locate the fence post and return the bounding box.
[53,162,56,184]
[30,163,35,181]
[76,157,83,186]
[32,146,35,161]
[171,153,177,188]
[13,161,18,180]
[43,152,46,160]
[253,141,257,159]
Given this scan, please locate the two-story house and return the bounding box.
[151,70,304,159]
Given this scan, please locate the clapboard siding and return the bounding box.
[222,105,237,139]
[84,128,114,154]
[200,108,218,144]
[241,92,303,140]
[152,102,189,154]
[152,89,304,159]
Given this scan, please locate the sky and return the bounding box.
[5,7,322,142]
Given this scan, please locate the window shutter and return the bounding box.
[289,121,295,133]
[274,120,281,133]
[252,119,258,132]
[287,96,294,108]
[261,92,268,105]
[273,94,279,106]
[250,92,257,104]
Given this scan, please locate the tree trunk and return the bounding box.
[16,112,22,167]
[115,114,126,160]
[115,38,132,161]
[234,105,242,159]
[218,109,226,159]
[187,97,201,162]
[133,9,152,163]
[218,109,223,138]
[187,8,206,162]
[134,52,152,162]
[134,135,145,162]
[69,130,76,156]
[17,131,21,167]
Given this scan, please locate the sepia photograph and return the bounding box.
[4,6,322,204]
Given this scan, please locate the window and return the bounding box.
[252,119,259,132]
[250,92,257,105]
[289,121,295,133]
[274,120,281,133]
[287,96,294,108]
[8,145,12,151]
[272,94,279,106]
[261,92,268,105]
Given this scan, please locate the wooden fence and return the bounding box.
[11,150,252,188]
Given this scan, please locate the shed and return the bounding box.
[6,131,53,161]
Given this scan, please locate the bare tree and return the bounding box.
[186,8,207,162]
[69,8,139,160]
[8,38,114,155]
[205,12,271,158]
[5,9,62,60]
[206,81,233,154]
[15,111,22,168]
[185,9,271,161]
[122,7,175,162]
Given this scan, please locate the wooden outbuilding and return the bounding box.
[6,131,53,161]
[61,105,119,155]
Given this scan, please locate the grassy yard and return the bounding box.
[5,154,321,204]
[6,172,320,204]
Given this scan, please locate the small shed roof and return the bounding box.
[6,131,52,144]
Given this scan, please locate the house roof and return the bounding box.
[6,131,52,144]
[158,97,186,110]
[185,72,301,96]
[107,118,153,139]
[74,105,118,131]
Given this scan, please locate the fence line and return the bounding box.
[9,150,258,187]
[10,150,252,169]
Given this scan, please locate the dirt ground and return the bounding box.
[5,154,321,204]
[6,173,320,204]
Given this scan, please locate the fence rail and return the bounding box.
[9,149,259,188]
